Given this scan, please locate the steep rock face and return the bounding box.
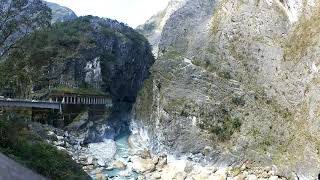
[136,0,187,56]
[134,0,320,178]
[53,18,154,138]
[44,1,77,23]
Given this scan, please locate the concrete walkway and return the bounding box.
[0,153,47,180]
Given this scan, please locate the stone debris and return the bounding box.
[35,123,287,180]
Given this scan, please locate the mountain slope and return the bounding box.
[0,16,154,139]
[44,1,77,23]
[136,0,187,56]
[134,0,320,178]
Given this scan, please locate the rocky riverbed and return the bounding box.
[29,121,289,180]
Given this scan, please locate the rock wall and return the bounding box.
[134,0,320,178]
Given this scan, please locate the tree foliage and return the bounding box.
[0,16,152,98]
[0,0,52,58]
[0,17,95,97]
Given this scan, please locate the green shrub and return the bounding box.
[218,71,232,79]
[232,96,245,106]
[0,114,90,180]
[209,116,242,141]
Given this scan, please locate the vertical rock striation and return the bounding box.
[134,0,320,178]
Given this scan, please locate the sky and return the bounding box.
[46,0,170,28]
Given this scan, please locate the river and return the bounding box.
[90,131,139,180]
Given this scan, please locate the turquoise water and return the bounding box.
[114,133,130,160]
[89,131,140,180]
[104,132,138,180]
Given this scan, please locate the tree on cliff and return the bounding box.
[0,0,52,58]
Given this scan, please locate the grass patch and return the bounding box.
[52,85,108,96]
[162,50,183,60]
